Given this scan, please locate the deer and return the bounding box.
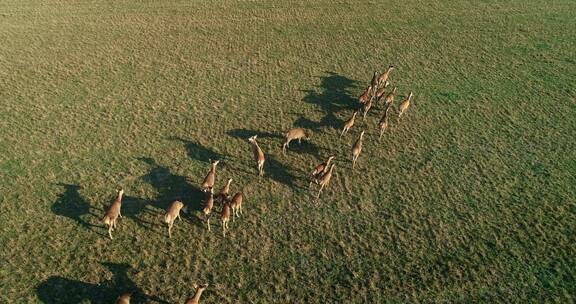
[102,189,124,240]
[351,130,365,169]
[309,156,335,188]
[248,135,265,176]
[398,92,414,119]
[381,86,397,109]
[201,188,215,231]
[379,106,391,139]
[315,163,335,200]
[358,85,372,104]
[221,200,231,237]
[115,293,131,304]
[201,160,219,192]
[230,192,243,221]
[163,200,184,238]
[217,178,233,203]
[185,284,209,304]
[362,97,374,121]
[370,71,379,88]
[340,111,358,137]
[377,65,395,86]
[375,81,390,100]
[282,127,309,154]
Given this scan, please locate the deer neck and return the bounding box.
[192,288,205,303]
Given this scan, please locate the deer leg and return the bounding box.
[168,222,172,238]
[108,225,113,240]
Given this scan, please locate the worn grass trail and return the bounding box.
[0,0,575,302]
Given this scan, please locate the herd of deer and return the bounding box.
[102,65,414,303]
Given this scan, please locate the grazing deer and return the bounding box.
[382,86,397,108]
[316,163,335,200]
[202,188,215,231]
[248,135,265,177]
[164,200,184,238]
[340,111,358,137]
[102,189,124,240]
[398,92,414,118]
[377,65,395,86]
[351,130,365,169]
[115,293,131,304]
[282,127,309,154]
[358,85,372,104]
[375,81,390,100]
[379,106,391,139]
[310,156,335,188]
[201,160,219,192]
[230,192,243,221]
[185,284,209,304]
[221,200,231,237]
[217,178,233,203]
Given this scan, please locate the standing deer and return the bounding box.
[248,135,265,176]
[230,192,243,221]
[379,106,391,139]
[221,200,231,237]
[398,92,414,118]
[382,86,397,108]
[282,127,309,154]
[310,155,336,188]
[340,111,358,137]
[316,163,335,200]
[217,178,233,203]
[358,85,372,104]
[202,188,214,231]
[351,130,365,169]
[185,284,209,304]
[115,293,131,304]
[164,200,184,238]
[102,189,124,240]
[377,65,395,86]
[201,160,219,192]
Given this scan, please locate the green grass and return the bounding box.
[1,0,575,302]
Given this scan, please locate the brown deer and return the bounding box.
[310,155,336,188]
[382,86,397,108]
[316,163,335,200]
[217,178,233,203]
[282,127,309,154]
[370,71,379,88]
[377,65,395,86]
[362,97,374,121]
[375,81,390,100]
[248,135,265,176]
[358,85,372,104]
[185,284,209,304]
[221,200,231,237]
[102,189,124,240]
[230,192,243,221]
[164,200,184,238]
[201,160,219,192]
[340,111,358,137]
[202,188,215,231]
[379,106,391,139]
[115,293,131,304]
[351,130,365,169]
[398,92,414,118]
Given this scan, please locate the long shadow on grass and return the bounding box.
[51,183,101,230]
[300,72,359,131]
[36,262,168,303]
[170,137,224,163]
[265,155,300,189]
[226,128,282,140]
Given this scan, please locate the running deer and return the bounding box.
[217,178,233,203]
[398,92,414,118]
[351,130,365,169]
[377,65,395,86]
[310,156,335,188]
[382,86,397,108]
[115,293,131,304]
[282,127,309,154]
[102,189,124,240]
[248,135,265,176]
[202,188,214,231]
[185,284,209,304]
[201,160,219,192]
[362,97,374,121]
[375,81,390,100]
[340,111,358,137]
[230,192,243,221]
[221,200,231,237]
[379,106,391,139]
[370,71,379,88]
[164,200,184,238]
[358,85,372,104]
[316,163,335,200]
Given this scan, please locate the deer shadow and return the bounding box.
[51,183,102,232]
[35,262,168,304]
[265,155,300,189]
[300,72,359,131]
[170,137,224,163]
[226,128,283,140]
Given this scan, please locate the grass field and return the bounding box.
[1,0,575,302]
